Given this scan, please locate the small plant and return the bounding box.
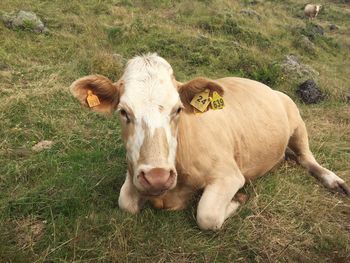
[250,63,282,87]
[107,26,124,43]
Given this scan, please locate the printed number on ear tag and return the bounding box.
[190,89,211,112]
[211,91,225,110]
[86,90,101,108]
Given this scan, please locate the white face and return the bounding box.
[117,54,183,196]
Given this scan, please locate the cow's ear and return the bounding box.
[177,77,224,112]
[70,75,122,114]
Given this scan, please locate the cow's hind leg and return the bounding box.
[196,163,245,230]
[288,120,350,195]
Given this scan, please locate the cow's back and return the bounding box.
[176,77,292,185]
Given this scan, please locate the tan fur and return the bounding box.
[178,78,289,179]
[71,63,349,230]
[138,126,169,166]
[152,77,349,214]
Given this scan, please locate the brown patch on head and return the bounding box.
[138,122,169,166]
[70,75,123,114]
[177,77,224,113]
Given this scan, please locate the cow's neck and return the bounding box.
[174,113,204,190]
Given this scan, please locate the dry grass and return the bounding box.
[0,0,349,262]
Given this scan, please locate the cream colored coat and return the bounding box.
[70,55,349,231]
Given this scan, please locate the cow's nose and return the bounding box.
[138,168,175,190]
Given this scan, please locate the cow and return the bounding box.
[70,53,349,230]
[304,4,322,19]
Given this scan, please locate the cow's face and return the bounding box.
[117,55,181,196]
[70,54,223,196]
[315,5,321,13]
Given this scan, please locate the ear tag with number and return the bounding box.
[210,91,225,110]
[86,90,100,108]
[190,89,211,112]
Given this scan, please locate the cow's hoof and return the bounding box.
[322,171,350,195]
[118,199,142,214]
[197,214,224,231]
[234,192,249,204]
[328,181,350,195]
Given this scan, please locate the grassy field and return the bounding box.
[1,0,350,262]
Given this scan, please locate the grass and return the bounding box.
[0,0,349,262]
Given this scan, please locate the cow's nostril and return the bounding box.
[170,169,176,177]
[138,170,150,186]
[140,170,145,177]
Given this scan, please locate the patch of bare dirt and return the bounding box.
[14,216,46,248]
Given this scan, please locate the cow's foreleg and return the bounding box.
[288,121,350,195]
[118,172,145,213]
[196,167,245,230]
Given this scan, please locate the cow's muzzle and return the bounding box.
[137,167,176,196]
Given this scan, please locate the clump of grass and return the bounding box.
[196,12,271,49]
[300,22,340,52]
[77,51,124,80]
[107,26,124,43]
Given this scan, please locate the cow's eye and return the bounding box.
[176,107,182,114]
[120,109,130,123]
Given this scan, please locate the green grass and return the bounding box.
[1,0,350,262]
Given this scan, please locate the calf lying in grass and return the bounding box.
[70,53,349,230]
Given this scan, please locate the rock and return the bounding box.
[197,33,208,39]
[32,140,53,152]
[280,55,319,79]
[195,33,210,45]
[232,41,241,48]
[329,24,339,31]
[240,9,261,19]
[2,10,47,33]
[296,79,324,104]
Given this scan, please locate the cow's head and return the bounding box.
[70,54,223,196]
[315,5,322,14]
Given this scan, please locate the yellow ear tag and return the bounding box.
[190,89,211,112]
[86,90,100,108]
[210,91,225,110]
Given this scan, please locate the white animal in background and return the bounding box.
[304,4,322,19]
